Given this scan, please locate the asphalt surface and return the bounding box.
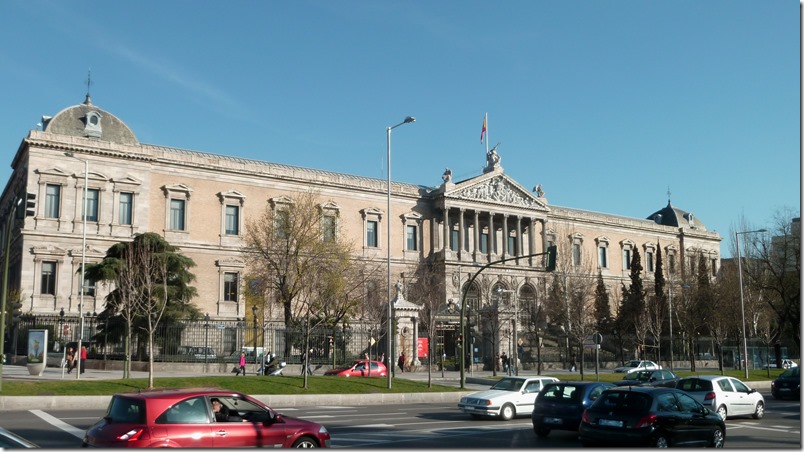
[0,363,772,411]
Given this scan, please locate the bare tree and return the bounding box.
[244,190,358,362]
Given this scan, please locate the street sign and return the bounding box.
[593,333,603,345]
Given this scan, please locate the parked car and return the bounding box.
[675,375,764,420]
[323,360,387,377]
[613,360,661,373]
[764,359,798,369]
[613,369,680,388]
[458,376,559,421]
[0,426,38,448]
[771,366,800,400]
[531,381,614,437]
[82,388,331,448]
[176,346,217,360]
[578,386,726,447]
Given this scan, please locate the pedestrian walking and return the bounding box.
[79,345,87,373]
[65,347,75,374]
[398,353,406,373]
[237,352,246,376]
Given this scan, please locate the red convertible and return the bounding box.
[324,360,388,377]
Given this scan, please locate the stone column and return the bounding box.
[442,207,450,254]
[488,212,495,261]
[529,217,536,266]
[458,208,466,261]
[516,216,523,264]
[502,214,509,258]
[473,210,480,261]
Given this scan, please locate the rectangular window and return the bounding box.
[322,215,336,242]
[82,274,96,297]
[572,243,581,266]
[507,236,517,255]
[646,251,654,272]
[224,272,238,302]
[450,229,458,252]
[45,184,61,218]
[275,210,290,240]
[668,255,676,274]
[711,258,717,277]
[119,192,133,225]
[225,205,240,235]
[480,232,489,253]
[41,261,56,295]
[598,246,607,268]
[624,249,632,270]
[367,220,378,247]
[169,199,186,230]
[85,188,99,222]
[407,225,418,251]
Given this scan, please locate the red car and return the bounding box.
[324,360,387,377]
[82,388,330,448]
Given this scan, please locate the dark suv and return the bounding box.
[82,388,330,448]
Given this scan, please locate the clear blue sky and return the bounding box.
[1,1,799,257]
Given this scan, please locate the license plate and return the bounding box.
[599,419,624,427]
[779,388,790,392]
[544,417,562,424]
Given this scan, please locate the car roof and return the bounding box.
[115,387,239,400]
[679,375,727,381]
[605,386,676,394]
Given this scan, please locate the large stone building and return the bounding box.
[1,96,722,363]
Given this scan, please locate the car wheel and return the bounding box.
[500,403,515,421]
[709,428,725,448]
[292,436,319,448]
[752,401,765,419]
[652,434,670,448]
[716,405,727,420]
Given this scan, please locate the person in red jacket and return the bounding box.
[80,345,87,374]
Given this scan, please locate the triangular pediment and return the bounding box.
[444,173,548,212]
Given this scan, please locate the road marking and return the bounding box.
[30,410,85,439]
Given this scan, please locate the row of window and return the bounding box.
[572,243,717,275]
[39,259,240,303]
[44,184,134,225]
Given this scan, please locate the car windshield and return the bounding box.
[625,360,641,367]
[624,371,651,381]
[490,378,525,391]
[781,367,800,378]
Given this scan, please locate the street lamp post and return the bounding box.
[252,306,258,375]
[668,280,674,371]
[59,307,65,378]
[386,115,415,390]
[65,152,88,381]
[736,228,766,379]
[204,313,210,366]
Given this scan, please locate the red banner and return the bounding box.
[417,337,429,358]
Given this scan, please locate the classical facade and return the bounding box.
[1,96,722,363]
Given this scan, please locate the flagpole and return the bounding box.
[485,112,489,154]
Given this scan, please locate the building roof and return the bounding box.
[42,94,139,145]
[646,200,708,231]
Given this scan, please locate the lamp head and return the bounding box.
[252,305,258,316]
[403,116,416,124]
[59,307,65,319]
[204,313,210,322]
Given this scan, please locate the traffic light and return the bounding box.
[11,301,23,324]
[328,336,334,346]
[546,244,557,272]
[457,335,462,346]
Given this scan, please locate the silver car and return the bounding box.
[676,375,765,420]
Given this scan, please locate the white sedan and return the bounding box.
[613,359,661,373]
[458,376,559,421]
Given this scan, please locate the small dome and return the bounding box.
[42,95,138,145]
[647,201,707,231]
